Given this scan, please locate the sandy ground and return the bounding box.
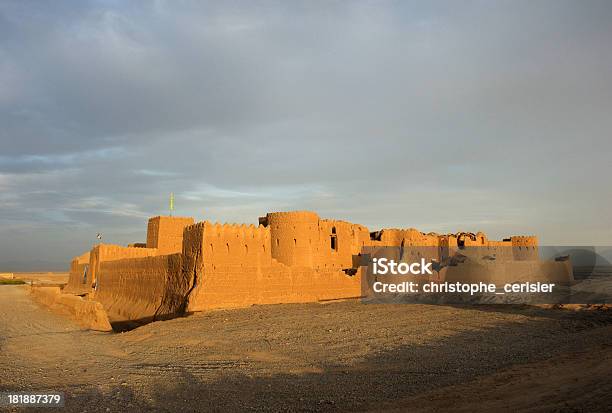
[0,285,610,412]
[1,272,69,285]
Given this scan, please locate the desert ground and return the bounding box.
[0,272,69,285]
[0,283,611,412]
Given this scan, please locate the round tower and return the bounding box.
[266,211,319,267]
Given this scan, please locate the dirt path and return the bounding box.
[1,285,611,412]
[0,286,120,392]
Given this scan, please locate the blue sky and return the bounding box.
[1,0,612,270]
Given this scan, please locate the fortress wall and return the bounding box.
[440,259,573,284]
[368,229,441,265]
[187,262,362,312]
[476,232,488,245]
[183,221,273,311]
[463,238,486,246]
[146,216,195,255]
[88,244,158,290]
[64,251,91,294]
[199,221,272,267]
[266,211,319,267]
[181,222,205,295]
[436,234,536,262]
[511,236,539,261]
[314,220,370,269]
[371,229,441,264]
[128,242,147,248]
[94,253,187,324]
[378,228,439,247]
[440,235,458,247]
[183,219,361,312]
[181,221,274,307]
[264,211,370,269]
[186,262,278,312]
[483,245,515,261]
[488,240,513,247]
[511,236,538,246]
[438,235,457,261]
[399,229,440,265]
[480,240,514,261]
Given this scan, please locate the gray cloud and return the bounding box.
[1,0,612,270]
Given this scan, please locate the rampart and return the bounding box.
[94,253,188,325]
[89,244,159,287]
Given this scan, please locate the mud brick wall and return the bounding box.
[313,219,370,269]
[147,216,194,255]
[88,244,159,289]
[188,264,361,312]
[511,236,539,261]
[94,253,188,324]
[264,211,370,270]
[183,221,361,312]
[64,251,91,295]
[440,260,573,284]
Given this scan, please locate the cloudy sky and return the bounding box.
[1,1,611,270]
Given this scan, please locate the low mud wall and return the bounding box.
[94,253,190,325]
[30,286,112,331]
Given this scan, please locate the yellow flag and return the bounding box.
[169,192,175,214]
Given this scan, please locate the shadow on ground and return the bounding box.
[10,306,608,413]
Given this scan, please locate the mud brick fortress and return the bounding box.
[55,211,570,330]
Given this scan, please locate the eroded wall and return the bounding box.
[64,251,91,295]
[94,253,188,324]
[30,286,112,331]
